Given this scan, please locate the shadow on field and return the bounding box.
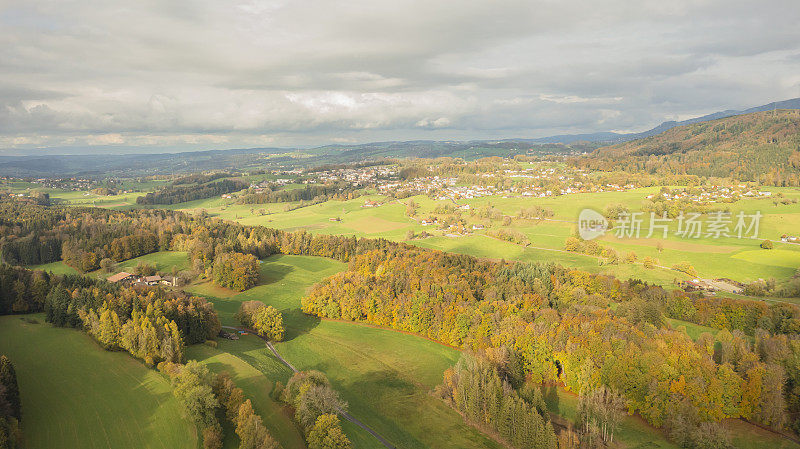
[259,262,294,285]
[282,307,320,342]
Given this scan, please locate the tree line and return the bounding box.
[160,360,281,449]
[275,370,352,449]
[136,179,247,205]
[0,355,22,449]
[237,182,360,205]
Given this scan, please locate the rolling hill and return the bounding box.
[576,109,800,184]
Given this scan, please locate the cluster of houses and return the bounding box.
[375,166,640,201]
[377,176,457,197]
[106,272,177,287]
[645,185,770,204]
[313,166,397,187]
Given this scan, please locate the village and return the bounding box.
[645,185,773,204]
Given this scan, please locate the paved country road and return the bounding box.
[221,325,398,449]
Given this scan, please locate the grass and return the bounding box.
[185,344,306,449]
[189,254,503,449]
[27,260,79,275]
[0,314,198,449]
[28,251,189,280]
[666,318,720,340]
[142,187,800,287]
[108,251,190,275]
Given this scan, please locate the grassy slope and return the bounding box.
[0,315,198,449]
[29,251,190,279]
[156,184,800,287]
[187,255,502,449]
[185,344,307,449]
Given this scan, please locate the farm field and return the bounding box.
[22,171,800,287]
[107,250,190,275]
[28,251,190,280]
[0,315,198,449]
[666,318,721,340]
[26,260,79,275]
[157,185,800,286]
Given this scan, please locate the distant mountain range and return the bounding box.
[1,97,798,178]
[528,97,800,144]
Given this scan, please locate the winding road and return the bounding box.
[221,326,398,449]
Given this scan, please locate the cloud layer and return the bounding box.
[1,0,799,152]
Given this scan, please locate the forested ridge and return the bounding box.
[301,247,800,443]
[576,110,800,185]
[237,182,361,205]
[136,179,247,205]
[0,355,22,449]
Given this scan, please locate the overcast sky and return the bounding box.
[1,0,799,154]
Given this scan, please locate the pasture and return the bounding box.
[188,254,503,449]
[0,315,197,449]
[185,344,306,449]
[146,184,800,287]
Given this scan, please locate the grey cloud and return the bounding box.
[0,0,799,151]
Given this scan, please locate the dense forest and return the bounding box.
[136,179,247,205]
[237,182,361,205]
[576,110,800,185]
[301,247,800,442]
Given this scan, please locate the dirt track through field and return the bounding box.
[221,326,398,449]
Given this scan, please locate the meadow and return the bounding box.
[185,344,307,449]
[187,254,504,449]
[0,315,198,449]
[151,185,800,288]
[28,251,190,280]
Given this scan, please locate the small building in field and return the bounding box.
[161,276,177,287]
[107,272,134,284]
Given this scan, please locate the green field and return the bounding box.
[187,254,503,449]
[0,315,198,449]
[108,250,190,275]
[32,175,800,288]
[29,251,190,280]
[186,344,306,449]
[27,260,79,275]
[666,318,720,340]
[158,185,800,287]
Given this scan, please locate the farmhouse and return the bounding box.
[161,275,177,287]
[107,272,134,284]
[143,275,162,285]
